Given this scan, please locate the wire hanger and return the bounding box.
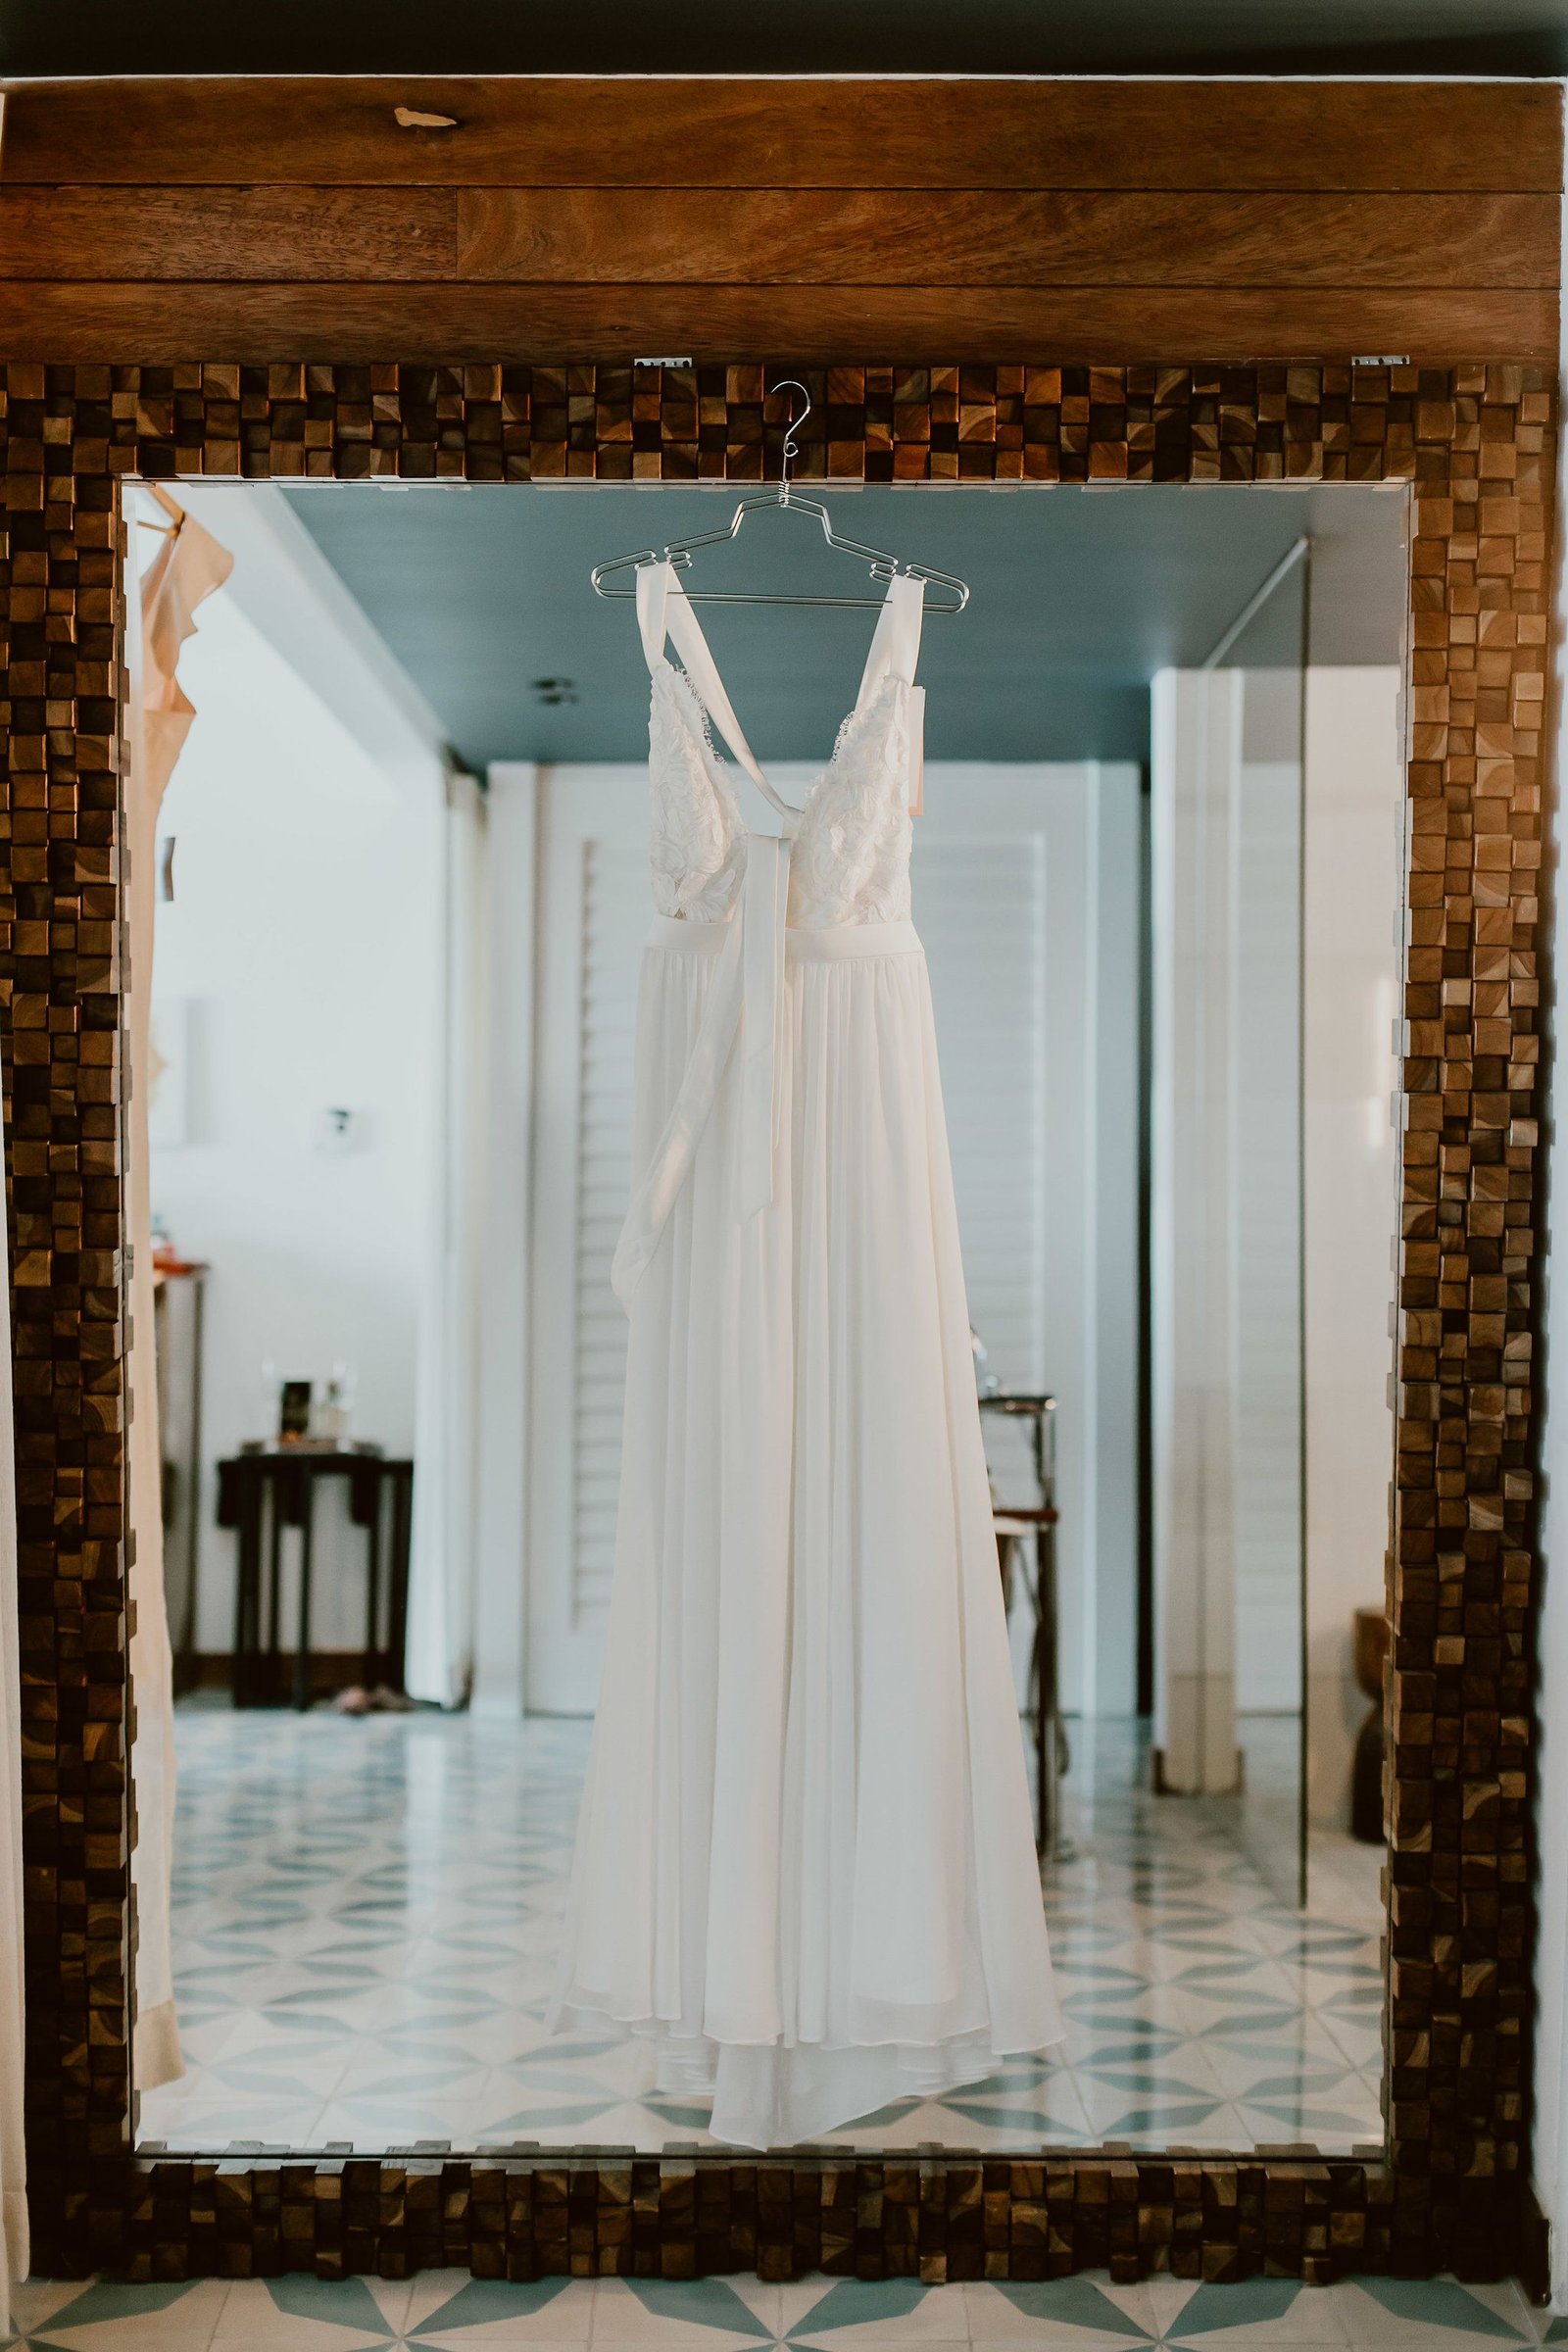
[590,380,969,615]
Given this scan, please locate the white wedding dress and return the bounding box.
[549,561,1062,2148]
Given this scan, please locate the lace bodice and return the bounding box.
[640,562,925,929]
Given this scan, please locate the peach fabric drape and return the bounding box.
[126,489,233,2091]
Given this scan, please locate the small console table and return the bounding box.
[217,1446,414,1710]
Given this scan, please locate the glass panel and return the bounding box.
[1211,550,1309,1908]
[133,479,1404,2161]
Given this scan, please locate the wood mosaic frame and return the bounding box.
[0,359,1549,2288]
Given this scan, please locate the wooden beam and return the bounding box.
[0,76,1559,193]
[454,189,1557,289]
[0,281,1552,366]
[0,186,1551,292]
[0,187,460,280]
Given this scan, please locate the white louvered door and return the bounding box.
[525,760,1140,1720]
[526,766,649,1712]
[913,830,1050,1399]
[913,765,1140,1719]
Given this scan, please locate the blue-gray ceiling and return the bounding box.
[278,481,1405,772]
[5,0,1567,74]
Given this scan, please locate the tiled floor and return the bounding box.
[5,2269,1560,2350]
[138,1706,1382,2157]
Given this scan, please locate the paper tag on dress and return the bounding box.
[908,685,926,817]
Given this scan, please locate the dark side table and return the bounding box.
[217,1446,415,1710]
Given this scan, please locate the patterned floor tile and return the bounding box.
[142,1710,1385,2156]
[589,2278,780,2347]
[211,2275,401,2348]
[4,2273,1556,2351]
[139,2098,328,2153]
[1331,2278,1536,2346]
[783,2277,970,2345]
[17,2278,230,2349]
[1234,2092,1383,2144]
[402,2273,596,2344]
[1151,2274,1350,2343]
[965,2277,1158,2343]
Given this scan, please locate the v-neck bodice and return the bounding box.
[638,559,927,929]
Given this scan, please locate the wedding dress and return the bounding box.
[549,560,1062,2148]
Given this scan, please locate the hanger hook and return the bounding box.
[768,378,811,497]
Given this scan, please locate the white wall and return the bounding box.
[143,492,448,1661]
[1302,665,1402,1830]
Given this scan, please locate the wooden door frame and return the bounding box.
[0,354,1547,2289]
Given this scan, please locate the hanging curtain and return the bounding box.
[0,1034,29,2327]
[406,769,488,1707]
[125,488,233,2089]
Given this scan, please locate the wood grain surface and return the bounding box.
[1,76,1559,191]
[0,280,1552,364]
[0,186,1551,290]
[0,76,1555,364]
[451,188,1556,288]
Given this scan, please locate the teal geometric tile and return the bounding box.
[15,2278,234,2352]
[939,2099,1089,2137]
[1236,2100,1380,2139]
[1084,2038,1186,2066]
[1347,2277,1529,2340]
[19,2281,202,2330]
[992,2277,1153,2336]
[642,2100,724,2132]
[268,2275,397,2334]
[1083,2102,1227,2135]
[1078,2069,1217,2095]
[474,2102,629,2133]
[1163,2277,1303,2337]
[790,2277,944,2338]
[623,2278,775,2337]
[408,2275,577,2336]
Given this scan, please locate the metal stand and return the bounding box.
[982,1393,1067,1860]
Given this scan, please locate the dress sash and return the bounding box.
[611,885,922,1307]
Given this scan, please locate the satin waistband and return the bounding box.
[647,914,923,960]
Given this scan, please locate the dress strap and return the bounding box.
[635,558,673,672]
[855,571,927,707]
[612,827,791,1307]
[636,560,801,830]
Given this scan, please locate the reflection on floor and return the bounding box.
[139,1707,1384,2156]
[6,2268,1556,2351]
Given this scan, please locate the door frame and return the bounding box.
[0,359,1548,2284]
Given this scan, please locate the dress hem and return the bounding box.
[550,1995,1066,2151]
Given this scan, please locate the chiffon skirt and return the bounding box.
[549,915,1062,2149]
